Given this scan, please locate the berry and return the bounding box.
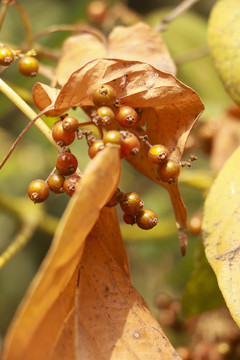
[148,144,169,163]
[103,130,122,145]
[88,140,105,158]
[56,152,78,175]
[158,159,180,183]
[92,85,116,107]
[120,192,144,215]
[120,131,140,157]
[18,56,39,77]
[47,173,65,193]
[123,213,136,225]
[136,209,158,230]
[115,106,138,128]
[62,115,79,133]
[86,0,108,23]
[52,120,75,146]
[97,106,115,124]
[28,179,49,203]
[0,46,14,66]
[105,188,122,207]
[63,175,81,197]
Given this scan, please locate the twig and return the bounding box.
[174,45,209,65]
[13,1,33,49]
[33,24,93,40]
[0,189,59,235]
[33,24,107,47]
[34,43,61,61]
[38,63,56,82]
[0,220,37,269]
[156,0,200,31]
[0,0,10,31]
[0,79,61,170]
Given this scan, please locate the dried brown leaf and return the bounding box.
[33,58,204,252]
[108,23,176,75]
[210,106,240,171]
[49,207,181,360]
[1,144,181,360]
[1,145,122,360]
[55,28,107,87]
[55,22,176,86]
[32,83,62,116]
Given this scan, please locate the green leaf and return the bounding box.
[202,146,240,327]
[182,240,225,317]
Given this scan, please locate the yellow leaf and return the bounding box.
[1,144,181,360]
[1,145,122,360]
[202,146,240,328]
[208,0,240,104]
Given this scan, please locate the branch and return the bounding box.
[0,0,10,31]
[0,220,37,269]
[174,45,209,65]
[156,0,200,31]
[0,78,61,170]
[13,1,33,49]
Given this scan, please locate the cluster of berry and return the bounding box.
[27,83,188,230]
[106,188,158,230]
[0,44,39,77]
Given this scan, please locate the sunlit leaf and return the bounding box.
[1,145,122,360]
[55,28,107,87]
[202,146,240,328]
[55,23,176,86]
[108,22,176,75]
[48,208,181,360]
[208,0,240,105]
[1,143,181,360]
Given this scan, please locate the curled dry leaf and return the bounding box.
[55,22,176,86]
[33,58,204,253]
[202,146,240,328]
[1,144,181,360]
[1,145,123,360]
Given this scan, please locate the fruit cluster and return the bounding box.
[0,44,39,77]
[27,83,196,230]
[106,188,158,230]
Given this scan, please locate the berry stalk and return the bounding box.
[0,79,61,169]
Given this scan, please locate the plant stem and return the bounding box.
[174,46,209,65]
[156,0,200,31]
[0,0,10,31]
[0,220,36,269]
[13,1,33,49]
[0,78,61,170]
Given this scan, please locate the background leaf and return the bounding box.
[208,0,240,105]
[202,146,240,328]
[55,23,176,86]
[182,240,225,317]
